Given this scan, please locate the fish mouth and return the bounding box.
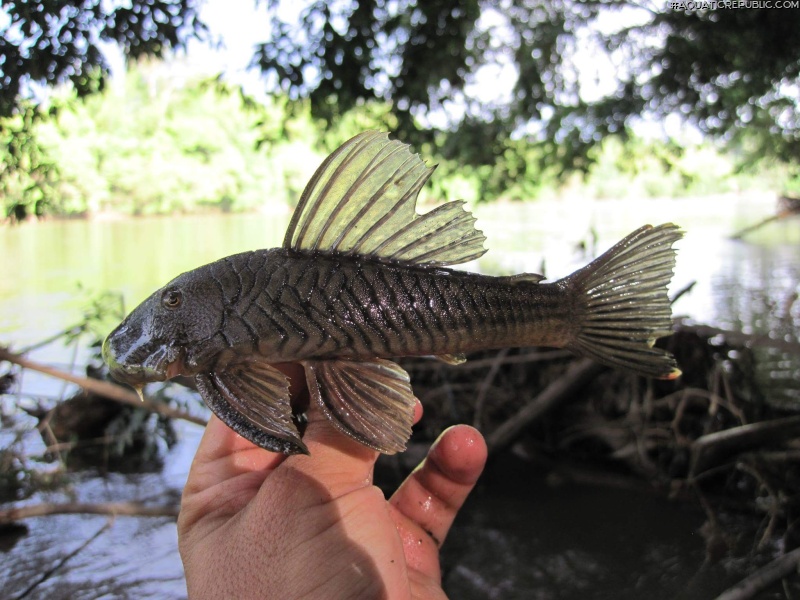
[165,357,186,380]
[103,333,183,386]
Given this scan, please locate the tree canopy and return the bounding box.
[4,56,786,220]
[1,0,799,212]
[0,0,207,117]
[254,1,800,169]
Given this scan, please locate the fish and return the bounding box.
[102,131,683,456]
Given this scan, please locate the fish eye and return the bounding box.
[162,290,183,309]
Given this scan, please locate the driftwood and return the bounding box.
[0,501,179,525]
[690,416,800,477]
[674,321,800,355]
[0,347,207,427]
[486,358,605,454]
[713,546,800,600]
[730,195,800,240]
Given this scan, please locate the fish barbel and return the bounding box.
[102,131,683,455]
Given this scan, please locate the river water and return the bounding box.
[1,193,798,598]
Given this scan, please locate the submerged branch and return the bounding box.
[730,195,800,240]
[729,213,785,240]
[12,520,113,600]
[0,347,207,426]
[473,348,510,429]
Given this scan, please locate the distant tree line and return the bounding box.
[1,59,792,220]
[1,1,798,218]
[4,1,798,161]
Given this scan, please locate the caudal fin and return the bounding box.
[563,224,683,379]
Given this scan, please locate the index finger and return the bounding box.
[273,395,424,502]
[186,361,308,476]
[389,425,487,578]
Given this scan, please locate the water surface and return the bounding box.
[2,194,798,599]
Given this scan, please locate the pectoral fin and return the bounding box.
[302,358,416,454]
[195,358,307,455]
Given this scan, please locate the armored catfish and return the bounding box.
[103,131,683,455]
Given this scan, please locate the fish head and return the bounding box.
[102,266,226,387]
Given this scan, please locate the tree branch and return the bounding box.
[486,358,605,455]
[713,545,800,600]
[0,501,179,525]
[0,346,207,427]
[690,416,800,477]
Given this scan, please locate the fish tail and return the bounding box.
[562,224,684,379]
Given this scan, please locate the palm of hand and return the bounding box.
[177,366,487,600]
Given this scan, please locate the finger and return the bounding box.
[181,363,307,532]
[187,361,308,490]
[276,396,380,501]
[180,416,286,528]
[296,393,421,452]
[388,425,487,576]
[273,362,309,410]
[413,397,423,425]
[188,415,285,484]
[280,387,425,501]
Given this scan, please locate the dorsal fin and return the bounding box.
[283,131,487,266]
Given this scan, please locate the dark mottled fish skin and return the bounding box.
[198,248,573,366]
[102,131,683,456]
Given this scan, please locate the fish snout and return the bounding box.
[102,326,179,385]
[102,333,157,385]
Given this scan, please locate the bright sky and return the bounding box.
[184,0,314,98]
[3,0,690,144]
[183,1,698,142]
[188,1,268,86]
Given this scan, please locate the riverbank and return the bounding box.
[2,194,799,598]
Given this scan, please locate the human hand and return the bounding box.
[177,364,487,600]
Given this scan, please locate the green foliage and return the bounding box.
[27,59,325,216]
[254,0,480,140]
[0,0,208,118]
[0,103,59,221]
[69,286,127,344]
[783,172,800,197]
[256,0,800,172]
[640,9,800,155]
[0,55,794,218]
[4,1,800,183]
[3,1,800,198]
[580,134,790,200]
